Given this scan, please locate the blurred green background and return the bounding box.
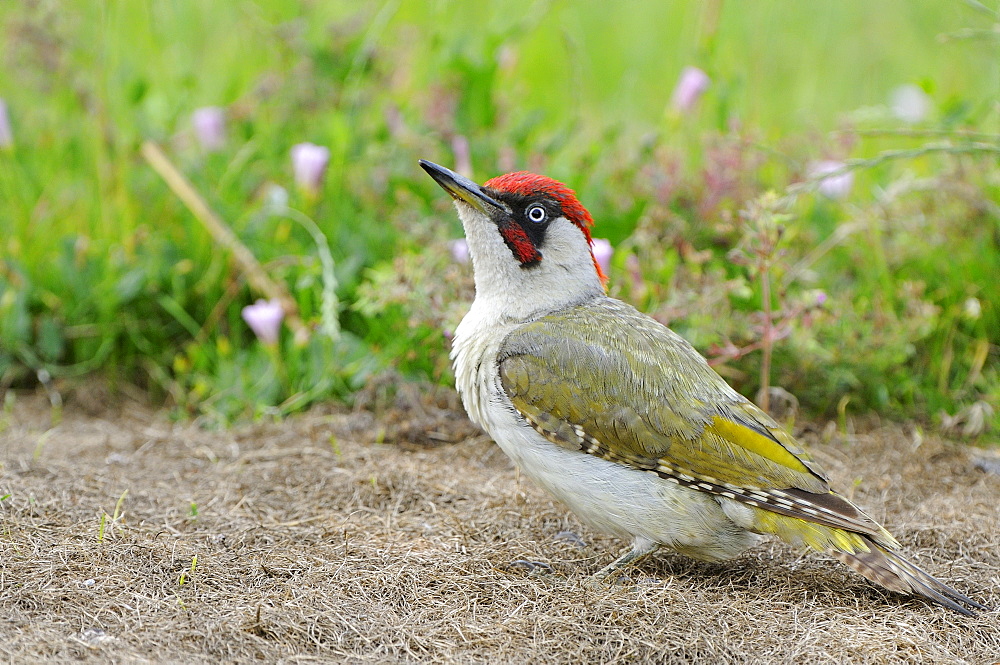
[1,0,998,432]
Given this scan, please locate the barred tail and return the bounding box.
[833,539,988,616]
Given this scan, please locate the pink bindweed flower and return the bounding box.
[450,239,470,264]
[591,238,613,276]
[291,143,331,195]
[498,146,517,173]
[625,253,646,297]
[0,98,12,148]
[242,299,284,345]
[264,183,289,211]
[890,84,930,124]
[497,45,518,72]
[809,160,854,200]
[191,106,226,152]
[670,66,710,113]
[963,297,981,321]
[451,135,472,178]
[815,291,828,307]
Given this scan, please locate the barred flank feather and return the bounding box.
[833,539,987,616]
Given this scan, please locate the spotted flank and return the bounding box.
[520,409,884,542]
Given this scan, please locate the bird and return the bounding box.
[418,159,986,615]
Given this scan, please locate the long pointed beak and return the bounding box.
[419,160,504,214]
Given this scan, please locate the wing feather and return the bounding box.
[499,298,896,546]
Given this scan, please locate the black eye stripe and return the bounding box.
[482,188,562,223]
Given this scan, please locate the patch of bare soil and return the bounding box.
[1,391,998,664]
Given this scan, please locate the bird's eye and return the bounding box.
[526,205,547,223]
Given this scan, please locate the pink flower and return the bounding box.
[625,253,648,301]
[0,99,12,148]
[451,135,472,178]
[450,239,470,264]
[291,143,331,195]
[497,45,518,72]
[809,161,854,200]
[498,146,517,173]
[242,299,284,345]
[890,85,930,124]
[963,297,981,320]
[591,238,613,275]
[191,107,226,152]
[670,67,710,113]
[264,183,289,211]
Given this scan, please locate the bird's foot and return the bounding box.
[553,531,587,548]
[507,560,555,576]
[584,540,658,590]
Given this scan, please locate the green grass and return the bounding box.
[0,1,998,431]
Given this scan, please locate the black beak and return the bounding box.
[419,160,504,214]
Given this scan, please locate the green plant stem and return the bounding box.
[780,142,1000,208]
[263,343,290,396]
[759,268,772,413]
[275,208,340,341]
[846,129,1000,140]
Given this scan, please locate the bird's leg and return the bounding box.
[585,538,659,589]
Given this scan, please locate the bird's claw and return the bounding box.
[507,560,554,575]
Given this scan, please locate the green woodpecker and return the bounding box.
[419,160,985,615]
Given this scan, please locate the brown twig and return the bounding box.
[141,141,310,345]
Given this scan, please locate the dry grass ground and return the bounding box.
[1,390,998,664]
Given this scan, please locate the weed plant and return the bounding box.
[0,1,997,431]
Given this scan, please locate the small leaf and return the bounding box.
[116,269,146,302]
[37,315,65,362]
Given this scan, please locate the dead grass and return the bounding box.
[1,391,998,664]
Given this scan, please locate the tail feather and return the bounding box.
[833,539,988,616]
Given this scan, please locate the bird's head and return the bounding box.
[420,160,606,317]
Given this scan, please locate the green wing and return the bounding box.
[498,298,895,544]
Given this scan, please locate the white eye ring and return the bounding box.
[527,205,547,223]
